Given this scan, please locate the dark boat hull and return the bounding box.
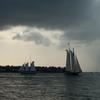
[20,71,36,74]
[65,71,81,75]
[19,66,37,74]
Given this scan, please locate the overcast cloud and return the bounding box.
[13,30,51,46]
[0,0,92,29]
[0,0,100,44]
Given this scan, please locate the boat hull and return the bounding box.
[20,71,36,74]
[19,66,37,74]
[65,71,81,75]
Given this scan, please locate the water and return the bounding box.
[0,73,100,100]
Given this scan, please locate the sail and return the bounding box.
[74,56,82,73]
[71,54,82,73]
[19,61,37,73]
[66,49,71,71]
[66,48,82,74]
[70,50,75,72]
[69,50,72,70]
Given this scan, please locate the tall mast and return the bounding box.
[68,42,70,51]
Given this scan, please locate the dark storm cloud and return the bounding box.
[1,0,100,45]
[60,22,100,43]
[60,18,100,46]
[13,31,51,46]
[0,0,92,30]
[58,1,100,46]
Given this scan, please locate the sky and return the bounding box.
[0,0,100,71]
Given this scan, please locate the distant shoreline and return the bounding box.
[0,66,65,73]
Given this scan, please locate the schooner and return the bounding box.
[65,45,82,75]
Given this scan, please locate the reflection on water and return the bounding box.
[0,73,100,100]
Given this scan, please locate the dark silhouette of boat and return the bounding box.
[65,44,82,75]
[19,61,37,74]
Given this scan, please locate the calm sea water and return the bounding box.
[0,73,100,100]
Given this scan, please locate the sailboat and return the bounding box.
[65,47,82,75]
[19,61,37,74]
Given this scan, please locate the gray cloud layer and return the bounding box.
[0,0,92,29]
[1,0,100,45]
[13,31,51,46]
